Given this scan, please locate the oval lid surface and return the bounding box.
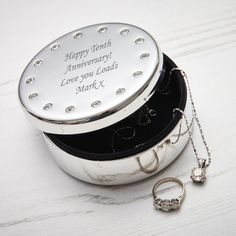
[18,23,163,134]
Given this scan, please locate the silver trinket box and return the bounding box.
[18,23,193,185]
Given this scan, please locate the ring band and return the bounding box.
[152,177,185,211]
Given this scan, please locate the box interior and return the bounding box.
[45,54,187,161]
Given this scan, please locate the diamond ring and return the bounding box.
[152,177,185,212]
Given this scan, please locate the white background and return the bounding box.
[1,0,236,235]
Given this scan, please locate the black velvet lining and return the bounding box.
[45,54,187,161]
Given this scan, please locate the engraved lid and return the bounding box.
[18,23,163,134]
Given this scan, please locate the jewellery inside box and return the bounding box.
[18,22,193,185]
[45,54,187,161]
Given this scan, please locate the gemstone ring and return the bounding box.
[152,177,185,212]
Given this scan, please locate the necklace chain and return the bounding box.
[170,68,211,168]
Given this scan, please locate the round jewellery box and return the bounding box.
[18,23,193,185]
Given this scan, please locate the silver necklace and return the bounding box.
[172,68,211,183]
[152,68,212,212]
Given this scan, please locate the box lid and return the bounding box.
[18,23,163,134]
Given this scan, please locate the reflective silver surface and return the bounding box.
[18,23,163,134]
[43,83,193,185]
[18,22,192,185]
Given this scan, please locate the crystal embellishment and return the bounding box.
[98,26,107,33]
[28,92,38,100]
[43,103,53,110]
[26,77,35,84]
[140,53,150,59]
[190,167,206,183]
[73,32,83,39]
[65,105,75,113]
[50,43,60,51]
[133,71,143,77]
[120,28,129,35]
[33,59,43,67]
[153,198,181,211]
[116,88,126,95]
[91,100,101,108]
[135,38,145,44]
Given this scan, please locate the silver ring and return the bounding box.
[152,177,185,211]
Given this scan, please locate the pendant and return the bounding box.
[190,167,206,183]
